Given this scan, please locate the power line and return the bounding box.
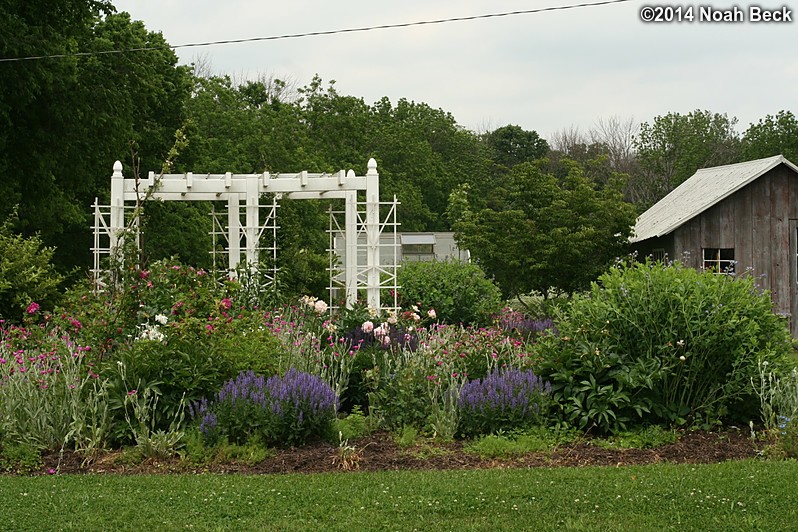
[1,0,632,63]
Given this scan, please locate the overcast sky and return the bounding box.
[112,0,797,140]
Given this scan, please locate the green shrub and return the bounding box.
[370,363,433,432]
[536,258,793,434]
[397,260,502,326]
[0,212,62,321]
[332,406,374,441]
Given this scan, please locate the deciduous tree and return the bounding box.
[449,158,636,301]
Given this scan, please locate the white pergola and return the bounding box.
[92,158,398,312]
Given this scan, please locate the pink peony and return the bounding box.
[26,302,40,314]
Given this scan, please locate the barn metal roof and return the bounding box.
[631,155,798,243]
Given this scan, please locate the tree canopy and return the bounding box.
[633,110,741,208]
[448,158,637,300]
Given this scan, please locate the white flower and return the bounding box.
[411,312,420,322]
[155,314,168,325]
[676,339,685,347]
[387,313,398,325]
[137,324,165,342]
[427,309,437,319]
[412,305,420,313]
[361,320,374,334]
[679,355,686,362]
[314,299,328,314]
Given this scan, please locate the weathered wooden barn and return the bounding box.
[630,154,798,336]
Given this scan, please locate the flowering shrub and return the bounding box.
[191,369,337,447]
[536,258,794,434]
[458,368,552,437]
[397,260,502,326]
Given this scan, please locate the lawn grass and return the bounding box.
[1,460,796,531]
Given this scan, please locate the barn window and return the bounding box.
[702,248,735,273]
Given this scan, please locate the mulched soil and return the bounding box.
[35,427,767,476]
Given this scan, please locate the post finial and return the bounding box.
[112,160,123,177]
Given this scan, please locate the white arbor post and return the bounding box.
[344,187,358,305]
[365,158,381,309]
[109,161,125,254]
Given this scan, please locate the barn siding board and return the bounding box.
[791,220,798,336]
[770,169,790,314]
[700,206,719,248]
[716,198,735,249]
[790,167,798,219]
[752,173,772,292]
[734,184,754,272]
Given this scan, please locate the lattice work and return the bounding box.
[210,197,279,286]
[327,195,400,314]
[91,198,140,293]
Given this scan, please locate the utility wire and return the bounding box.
[1,0,631,63]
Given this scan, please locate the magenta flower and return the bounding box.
[221,298,232,310]
[26,302,40,314]
[127,389,138,396]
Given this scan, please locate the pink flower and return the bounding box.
[427,309,437,319]
[48,468,55,475]
[361,320,374,334]
[220,298,232,310]
[127,389,137,396]
[26,302,40,314]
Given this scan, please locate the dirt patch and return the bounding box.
[35,427,766,476]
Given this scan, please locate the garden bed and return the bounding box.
[37,427,765,476]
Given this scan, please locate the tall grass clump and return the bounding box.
[191,369,337,447]
[536,258,793,434]
[458,368,552,437]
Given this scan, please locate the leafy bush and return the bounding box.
[457,368,552,437]
[397,260,502,326]
[536,258,793,434]
[0,213,63,321]
[192,369,337,447]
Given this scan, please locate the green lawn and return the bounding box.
[1,460,796,531]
